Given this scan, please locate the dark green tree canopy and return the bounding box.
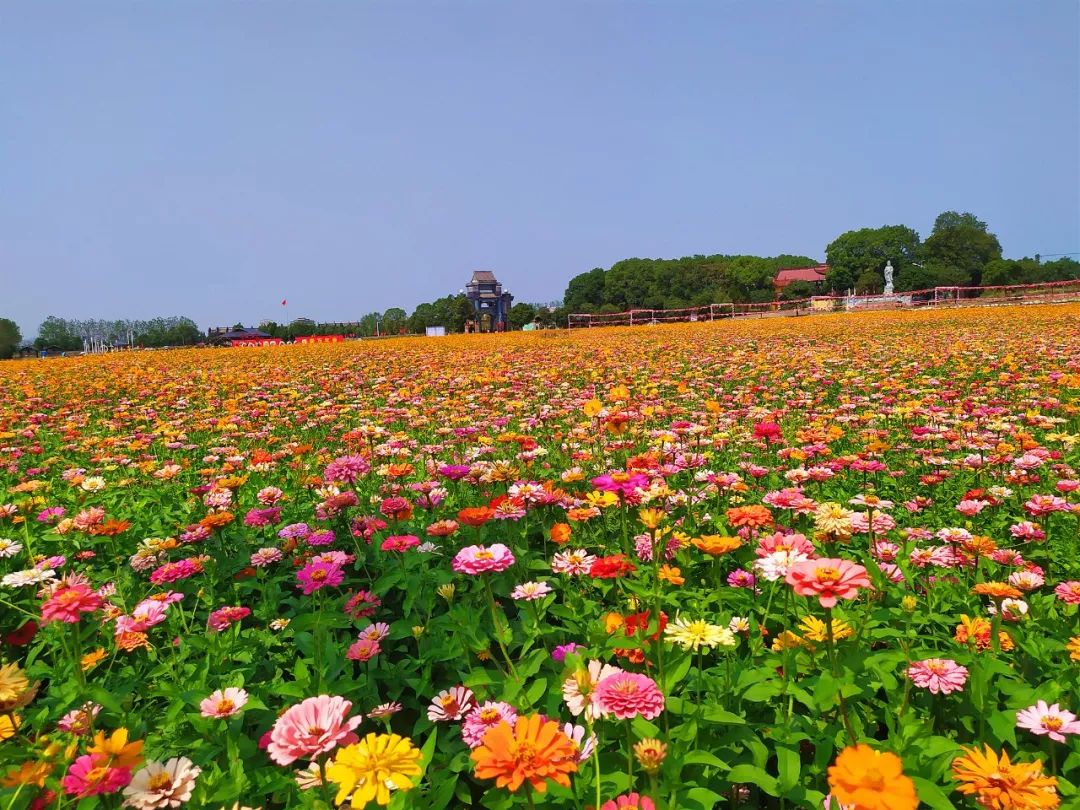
[824,225,921,295]
[0,318,21,359]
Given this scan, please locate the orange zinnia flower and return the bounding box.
[692,535,742,556]
[725,505,773,530]
[952,746,1059,810]
[457,507,495,527]
[88,728,144,770]
[827,744,918,810]
[658,565,684,586]
[549,523,572,545]
[973,582,1023,600]
[199,511,235,530]
[471,715,578,793]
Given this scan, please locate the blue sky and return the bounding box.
[2,1,1077,336]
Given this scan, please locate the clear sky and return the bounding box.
[3,1,1077,337]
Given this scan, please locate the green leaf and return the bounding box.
[683,787,725,808]
[775,745,801,793]
[727,764,779,796]
[987,710,1017,747]
[912,776,958,810]
[681,750,728,769]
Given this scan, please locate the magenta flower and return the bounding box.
[1054,581,1080,605]
[266,695,363,765]
[1015,700,1080,743]
[324,455,371,483]
[295,561,344,594]
[462,701,518,748]
[380,534,420,552]
[590,471,649,497]
[905,659,968,695]
[207,606,250,632]
[594,672,665,720]
[452,543,515,574]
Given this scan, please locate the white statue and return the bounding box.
[883,260,894,295]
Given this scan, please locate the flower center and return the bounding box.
[815,566,841,582]
[307,725,326,736]
[614,680,639,695]
[1043,717,1063,731]
[217,699,235,714]
[148,772,174,791]
[85,766,109,785]
[310,569,328,581]
[480,709,500,722]
[863,767,885,790]
[475,551,493,560]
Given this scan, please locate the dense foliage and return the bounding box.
[1,305,1078,809]
[32,317,202,351]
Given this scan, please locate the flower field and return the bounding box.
[1,304,1079,810]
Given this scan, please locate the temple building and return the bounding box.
[464,270,513,332]
[772,264,829,295]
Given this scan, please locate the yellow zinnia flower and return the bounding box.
[0,663,29,704]
[327,733,423,807]
[799,615,854,643]
[664,617,736,651]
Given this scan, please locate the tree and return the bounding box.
[508,303,538,330]
[563,268,607,312]
[920,210,1002,287]
[382,308,407,335]
[34,316,83,351]
[0,319,21,359]
[932,211,988,234]
[824,225,922,294]
[779,280,815,301]
[854,270,883,295]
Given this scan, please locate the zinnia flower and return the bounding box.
[602,793,657,810]
[952,746,1059,809]
[427,686,477,722]
[452,544,515,575]
[295,561,345,594]
[594,672,665,720]
[786,558,871,608]
[905,659,968,695]
[326,733,422,807]
[122,757,201,809]
[470,714,579,793]
[462,702,519,748]
[826,744,917,810]
[1015,701,1080,743]
[510,581,552,601]
[41,582,104,624]
[664,617,736,651]
[267,695,363,765]
[200,687,249,719]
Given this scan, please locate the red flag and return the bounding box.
[281,299,287,306]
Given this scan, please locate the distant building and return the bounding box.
[773,264,829,295]
[465,270,513,332]
[208,327,275,346]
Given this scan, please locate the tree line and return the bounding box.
[29,316,203,353]
[562,210,1079,312]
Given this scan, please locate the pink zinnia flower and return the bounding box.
[1015,701,1080,743]
[324,455,370,483]
[1054,581,1080,605]
[552,549,596,576]
[380,534,420,552]
[428,686,477,722]
[343,590,380,619]
[295,561,344,594]
[461,701,518,748]
[451,543,515,575]
[345,637,380,662]
[602,794,656,810]
[590,471,649,496]
[62,754,133,797]
[57,702,101,735]
[510,581,552,601]
[207,606,250,632]
[266,695,363,765]
[905,659,968,695]
[594,672,665,720]
[251,547,283,567]
[785,558,871,608]
[149,559,202,585]
[562,660,624,720]
[200,687,249,718]
[41,583,104,624]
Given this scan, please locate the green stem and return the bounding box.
[483,578,519,681]
[825,607,857,745]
